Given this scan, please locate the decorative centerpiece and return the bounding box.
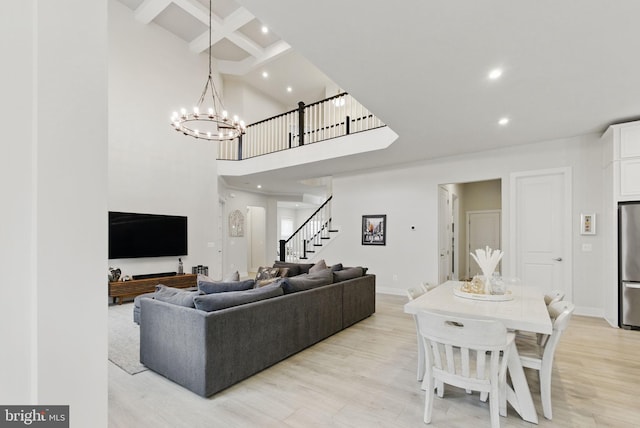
[469,246,504,294]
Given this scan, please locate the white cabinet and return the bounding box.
[601,120,640,327]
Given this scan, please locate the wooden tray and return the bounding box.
[453,286,513,301]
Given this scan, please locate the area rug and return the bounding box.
[108,303,148,375]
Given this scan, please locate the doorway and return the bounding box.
[438,179,502,283]
[467,210,501,278]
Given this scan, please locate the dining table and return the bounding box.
[404,280,553,424]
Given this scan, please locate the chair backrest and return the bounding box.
[421,282,437,292]
[544,290,565,306]
[417,310,509,350]
[542,301,575,360]
[407,287,426,301]
[417,310,512,386]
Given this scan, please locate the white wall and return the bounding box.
[108,0,222,278]
[219,188,270,277]
[0,0,108,426]
[224,78,288,125]
[321,133,604,316]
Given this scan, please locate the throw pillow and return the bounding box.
[309,259,327,273]
[193,282,284,312]
[281,268,333,294]
[255,266,280,281]
[198,279,256,294]
[330,263,343,272]
[333,267,365,283]
[256,277,282,288]
[154,284,198,308]
[273,261,314,275]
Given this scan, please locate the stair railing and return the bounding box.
[279,196,336,262]
[217,93,385,161]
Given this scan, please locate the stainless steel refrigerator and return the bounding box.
[619,202,640,329]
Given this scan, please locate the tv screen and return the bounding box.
[108,211,188,259]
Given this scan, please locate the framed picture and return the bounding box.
[580,213,596,235]
[362,215,387,245]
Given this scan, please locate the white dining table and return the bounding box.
[404,280,553,424]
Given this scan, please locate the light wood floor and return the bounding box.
[109,294,640,427]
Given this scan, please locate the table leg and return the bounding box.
[506,343,538,424]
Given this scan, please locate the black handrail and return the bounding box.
[279,196,333,261]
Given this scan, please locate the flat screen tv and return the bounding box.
[108,211,187,259]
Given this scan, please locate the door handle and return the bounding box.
[624,282,640,289]
[553,257,563,262]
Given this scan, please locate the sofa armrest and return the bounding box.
[341,274,376,328]
[140,299,209,396]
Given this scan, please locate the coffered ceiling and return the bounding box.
[117,0,336,108]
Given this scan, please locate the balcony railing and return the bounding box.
[217,93,385,161]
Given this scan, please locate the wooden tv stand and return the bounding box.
[109,273,197,304]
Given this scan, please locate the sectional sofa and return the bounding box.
[139,263,376,397]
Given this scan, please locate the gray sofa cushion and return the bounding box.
[198,279,255,294]
[281,268,333,294]
[193,282,284,312]
[333,267,365,282]
[154,284,198,308]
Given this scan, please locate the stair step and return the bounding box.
[299,257,308,260]
[313,244,323,247]
[306,250,315,253]
[321,237,330,240]
[328,230,339,233]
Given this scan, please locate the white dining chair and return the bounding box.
[544,290,565,306]
[417,310,514,428]
[516,300,575,420]
[407,287,427,382]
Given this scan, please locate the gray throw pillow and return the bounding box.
[330,263,343,272]
[333,267,365,282]
[273,261,314,275]
[309,259,327,273]
[193,282,284,312]
[281,268,333,294]
[198,279,255,294]
[154,284,198,308]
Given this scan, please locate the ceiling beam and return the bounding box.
[134,0,171,24]
[218,40,291,75]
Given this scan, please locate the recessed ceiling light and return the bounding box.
[488,68,503,80]
[257,184,262,189]
[261,26,269,34]
[498,117,509,126]
[286,86,292,93]
[262,71,268,78]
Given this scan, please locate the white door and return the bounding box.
[438,187,452,283]
[467,210,501,278]
[510,168,571,298]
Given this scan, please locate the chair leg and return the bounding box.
[489,382,500,428]
[424,374,435,424]
[540,364,553,419]
[417,330,425,381]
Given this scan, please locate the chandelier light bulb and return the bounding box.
[219,131,224,139]
[233,115,239,124]
[208,107,214,117]
[207,132,212,138]
[222,110,228,119]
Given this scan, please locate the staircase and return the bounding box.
[279,196,338,262]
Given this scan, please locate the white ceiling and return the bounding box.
[117,0,335,109]
[118,0,640,198]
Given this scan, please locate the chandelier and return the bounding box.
[170,0,245,141]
